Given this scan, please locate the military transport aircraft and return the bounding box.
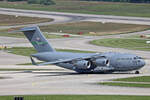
[16,26,145,74]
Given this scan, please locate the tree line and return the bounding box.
[1,0,55,5]
[81,0,150,3]
[1,0,150,4]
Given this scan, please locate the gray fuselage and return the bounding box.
[32,51,145,73]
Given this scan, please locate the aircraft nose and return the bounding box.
[140,59,145,67]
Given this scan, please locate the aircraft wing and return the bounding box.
[31,53,104,66]
[37,58,79,66]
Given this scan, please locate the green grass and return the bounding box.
[0,14,53,26]
[0,14,63,39]
[1,22,149,38]
[113,76,150,82]
[40,22,150,35]
[0,28,63,38]
[100,82,150,88]
[0,95,150,100]
[7,47,37,56]
[6,47,95,56]
[1,0,150,17]
[90,38,150,51]
[56,48,95,53]
[0,32,63,38]
[0,21,149,39]
[100,76,150,88]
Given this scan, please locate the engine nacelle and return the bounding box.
[74,60,91,69]
[94,58,109,66]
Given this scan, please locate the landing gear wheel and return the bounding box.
[135,71,140,74]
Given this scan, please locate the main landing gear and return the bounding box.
[135,71,140,74]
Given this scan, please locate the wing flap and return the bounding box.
[38,59,74,66]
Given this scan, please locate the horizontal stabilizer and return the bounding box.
[13,27,37,33]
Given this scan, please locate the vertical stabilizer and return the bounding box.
[17,26,55,52]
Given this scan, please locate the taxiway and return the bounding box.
[0,8,150,96]
[0,63,150,96]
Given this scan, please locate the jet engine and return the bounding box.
[74,60,91,69]
[94,58,109,66]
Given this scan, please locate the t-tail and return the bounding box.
[16,26,55,52]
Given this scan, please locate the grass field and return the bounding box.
[40,22,150,35]
[6,47,95,56]
[0,14,63,39]
[0,95,150,100]
[6,47,37,56]
[100,76,150,88]
[113,76,150,82]
[0,31,63,38]
[1,0,150,17]
[0,22,149,38]
[90,38,150,51]
[100,82,150,88]
[0,28,64,38]
[0,14,53,26]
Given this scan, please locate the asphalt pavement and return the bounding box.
[0,8,150,96]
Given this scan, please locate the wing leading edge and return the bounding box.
[30,53,104,66]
